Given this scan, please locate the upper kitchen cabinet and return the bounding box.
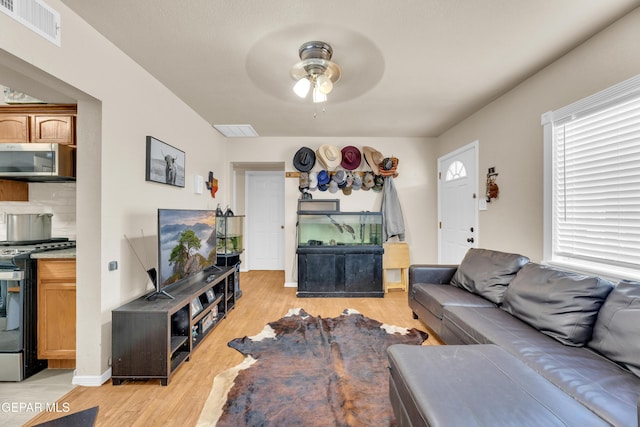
[0,115,30,142]
[31,114,74,144]
[0,104,77,146]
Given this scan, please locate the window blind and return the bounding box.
[552,94,640,269]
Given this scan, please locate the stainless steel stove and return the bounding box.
[0,238,76,381]
[0,238,75,260]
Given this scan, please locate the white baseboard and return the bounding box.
[284,281,298,288]
[72,367,112,387]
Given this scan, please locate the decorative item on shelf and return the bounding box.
[290,41,342,104]
[485,167,499,202]
[216,203,224,217]
[206,171,219,198]
[293,147,316,172]
[145,136,185,187]
[205,288,216,304]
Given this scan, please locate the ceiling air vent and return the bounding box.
[0,0,61,46]
[213,124,259,138]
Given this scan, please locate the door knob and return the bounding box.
[467,237,474,243]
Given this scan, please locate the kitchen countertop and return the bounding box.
[31,248,76,259]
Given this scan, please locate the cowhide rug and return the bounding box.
[197,308,428,427]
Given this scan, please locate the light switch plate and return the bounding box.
[194,175,204,194]
[479,199,488,211]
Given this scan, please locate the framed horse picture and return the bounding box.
[145,136,185,187]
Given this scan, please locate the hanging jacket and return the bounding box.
[381,176,405,241]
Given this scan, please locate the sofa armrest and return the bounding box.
[409,264,458,288]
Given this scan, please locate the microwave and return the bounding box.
[0,143,75,181]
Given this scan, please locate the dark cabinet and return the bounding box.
[297,246,383,297]
[111,266,235,386]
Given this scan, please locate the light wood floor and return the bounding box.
[26,270,440,426]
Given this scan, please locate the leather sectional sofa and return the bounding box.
[387,248,640,427]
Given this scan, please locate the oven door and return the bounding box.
[0,270,24,348]
[0,271,24,381]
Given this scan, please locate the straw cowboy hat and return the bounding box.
[316,144,342,171]
[362,146,384,175]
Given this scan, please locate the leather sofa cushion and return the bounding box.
[387,344,609,427]
[450,248,529,304]
[442,305,640,427]
[501,263,613,346]
[589,280,640,378]
[412,283,494,321]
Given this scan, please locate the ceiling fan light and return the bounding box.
[316,74,333,94]
[312,85,327,103]
[293,77,311,98]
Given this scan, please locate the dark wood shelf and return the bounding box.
[111,266,236,386]
[170,336,189,354]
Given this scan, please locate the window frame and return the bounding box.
[542,74,640,282]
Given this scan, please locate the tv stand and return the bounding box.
[111,266,236,385]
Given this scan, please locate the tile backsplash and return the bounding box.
[0,182,76,241]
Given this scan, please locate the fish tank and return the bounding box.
[297,211,382,246]
[216,215,245,255]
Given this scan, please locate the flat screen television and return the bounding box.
[156,208,217,294]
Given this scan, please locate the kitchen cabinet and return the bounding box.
[0,104,77,146]
[31,115,75,144]
[0,179,28,201]
[0,115,29,142]
[37,258,76,368]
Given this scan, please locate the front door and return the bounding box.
[438,141,478,264]
[246,171,285,270]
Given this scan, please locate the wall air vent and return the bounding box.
[0,0,61,46]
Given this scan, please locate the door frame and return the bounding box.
[437,140,479,263]
[245,170,285,270]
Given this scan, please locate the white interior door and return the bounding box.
[438,141,479,264]
[246,171,285,270]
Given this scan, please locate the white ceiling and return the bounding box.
[59,0,639,138]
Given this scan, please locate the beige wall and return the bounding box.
[0,1,229,382]
[436,7,640,262]
[226,137,438,283]
[1,1,638,384]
